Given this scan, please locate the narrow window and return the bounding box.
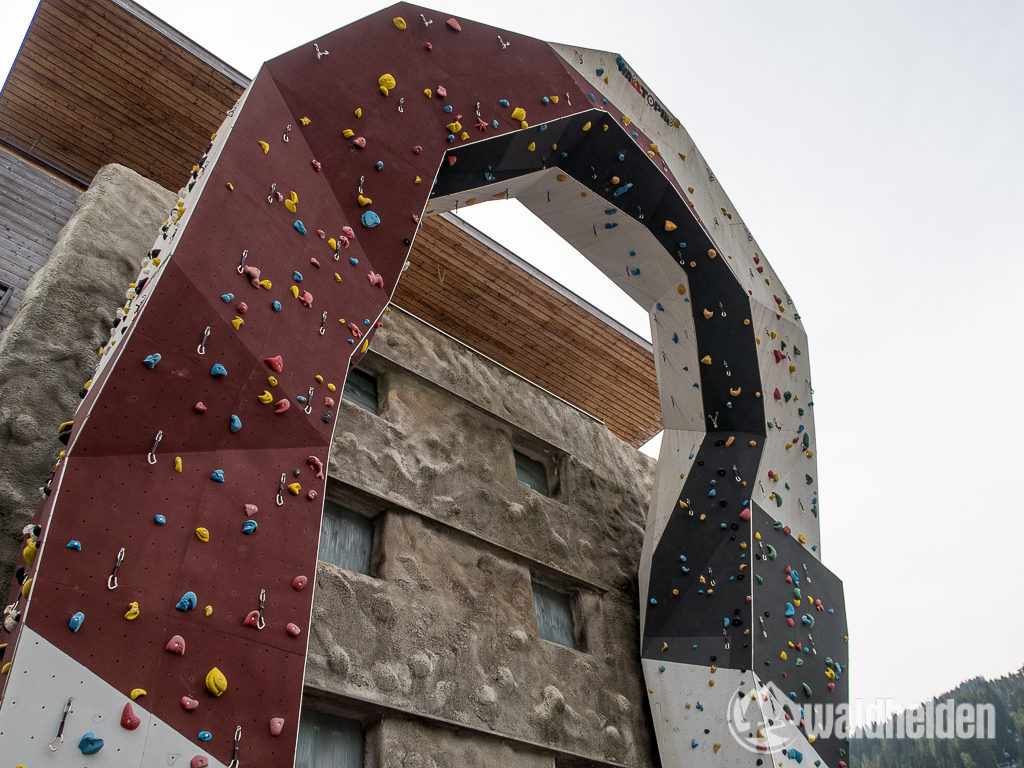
[295,708,363,768]
[342,368,378,414]
[319,502,375,575]
[514,450,549,496]
[533,580,575,648]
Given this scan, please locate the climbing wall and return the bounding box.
[0,4,848,767]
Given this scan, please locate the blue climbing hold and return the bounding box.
[604,208,617,215]
[229,414,242,433]
[242,520,258,535]
[446,134,455,142]
[69,611,85,632]
[210,363,227,377]
[220,293,234,303]
[541,96,550,104]
[785,602,796,617]
[349,257,359,265]
[681,566,690,574]
[210,469,225,483]
[679,555,687,562]
[560,151,568,158]
[678,241,687,249]
[272,301,282,311]
[154,514,166,525]
[695,701,704,711]
[375,161,384,170]
[658,665,665,672]
[499,98,509,107]
[723,617,730,628]
[617,153,625,161]
[78,733,104,754]
[296,395,308,404]
[788,749,804,763]
[484,172,495,182]
[539,124,548,132]
[142,353,161,369]
[361,210,381,228]
[629,267,640,275]
[707,488,716,497]
[672,332,679,343]
[612,183,633,198]
[691,739,698,748]
[293,271,303,282]
[604,222,618,229]
[293,220,307,235]
[66,540,81,550]
[198,731,212,742]
[595,68,604,76]
[491,119,499,129]
[650,598,657,605]
[442,104,453,113]
[588,93,596,101]
[176,591,197,611]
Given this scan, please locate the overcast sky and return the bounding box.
[3,0,1023,721]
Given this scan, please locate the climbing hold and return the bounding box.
[176,591,197,611]
[210,363,227,377]
[205,667,227,697]
[361,210,381,228]
[190,757,208,768]
[708,248,717,259]
[78,733,104,754]
[700,355,712,365]
[195,527,210,543]
[154,514,166,525]
[285,623,302,636]
[243,610,260,628]
[242,520,258,535]
[446,17,461,31]
[257,390,273,404]
[121,702,141,730]
[174,456,183,472]
[143,353,162,368]
[292,575,308,591]
[210,469,225,483]
[269,717,285,736]
[378,73,397,93]
[293,220,307,235]
[274,399,290,414]
[205,605,213,616]
[257,140,269,154]
[665,220,677,231]
[287,482,301,496]
[66,539,82,550]
[198,731,212,741]
[165,635,185,655]
[229,414,242,433]
[511,107,526,122]
[244,504,259,517]
[68,611,85,632]
[130,688,146,700]
[124,601,140,620]
[265,355,284,372]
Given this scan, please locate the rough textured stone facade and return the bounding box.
[0,165,659,766]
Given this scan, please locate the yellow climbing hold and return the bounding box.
[124,601,140,620]
[582,121,592,131]
[258,140,269,154]
[789,364,798,373]
[677,284,686,295]
[231,317,244,330]
[378,73,397,95]
[258,279,272,290]
[334,273,342,282]
[661,642,668,652]
[780,651,788,661]
[414,176,422,184]
[446,121,462,133]
[678,152,686,161]
[511,107,526,121]
[290,286,300,299]
[300,116,311,125]
[798,534,807,543]
[205,605,213,616]
[357,194,372,207]
[174,456,182,473]
[130,688,147,700]
[527,141,536,152]
[725,436,735,447]
[392,16,407,29]
[700,355,712,365]
[315,374,324,383]
[195,527,210,543]
[328,237,337,250]
[327,383,337,392]
[713,743,722,754]
[285,199,297,214]
[22,540,37,567]
[258,391,273,404]
[21,577,32,598]
[702,308,714,319]
[287,483,301,496]
[621,116,631,126]
[729,387,741,397]
[353,108,362,119]
[268,376,278,387]
[1,662,10,674]
[225,182,234,191]
[342,128,355,138]
[665,220,677,232]
[205,667,227,697]
[423,88,432,98]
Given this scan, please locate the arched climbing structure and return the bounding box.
[0,5,849,767]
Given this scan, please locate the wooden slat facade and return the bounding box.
[0,146,81,330]
[0,0,662,446]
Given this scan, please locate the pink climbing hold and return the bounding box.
[347,322,363,339]
[739,508,751,521]
[435,85,447,99]
[242,264,261,287]
[351,136,366,149]
[315,229,325,239]
[265,355,284,372]
[182,696,199,711]
[243,610,261,628]
[165,634,186,655]
[337,235,350,249]
[244,504,258,517]
[236,301,248,313]
[311,159,321,172]
[306,490,318,501]
[307,456,325,479]
[292,575,308,591]
[298,290,313,308]
[342,226,355,239]
[412,145,423,154]
[446,17,462,31]
[121,702,141,730]
[194,402,207,414]
[324,396,335,408]
[269,717,285,736]
[190,757,209,768]
[285,623,302,636]
[273,399,291,414]
[367,270,384,288]
[424,41,432,51]
[310,257,321,268]
[448,155,457,166]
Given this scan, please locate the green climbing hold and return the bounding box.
[802,432,810,449]
[795,658,804,667]
[802,682,812,697]
[774,493,783,508]
[784,391,792,402]
[766,544,777,560]
[805,474,814,485]
[798,407,805,416]
[793,587,802,600]
[773,521,784,530]
[755,574,763,584]
[794,345,802,355]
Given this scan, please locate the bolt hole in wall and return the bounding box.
[455,200,664,458]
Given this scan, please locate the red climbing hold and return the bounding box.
[773,388,782,400]
[773,349,785,363]
[739,508,751,521]
[265,356,284,372]
[194,402,207,414]
[367,271,384,288]
[121,702,141,730]
[448,156,457,166]
[446,18,462,31]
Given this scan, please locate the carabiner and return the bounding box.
[107,547,125,590]
[276,474,286,507]
[147,430,163,465]
[48,697,72,751]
